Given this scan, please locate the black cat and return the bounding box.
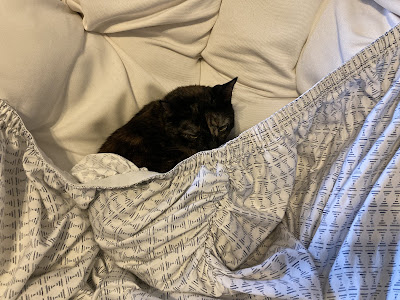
[99,78,237,173]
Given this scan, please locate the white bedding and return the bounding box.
[2,22,400,299]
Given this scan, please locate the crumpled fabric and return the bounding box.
[1,24,400,300]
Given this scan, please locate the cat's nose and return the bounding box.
[212,128,219,137]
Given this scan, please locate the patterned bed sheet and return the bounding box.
[1,24,400,300]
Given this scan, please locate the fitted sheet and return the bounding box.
[1,23,400,299]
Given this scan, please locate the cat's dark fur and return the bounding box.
[99,78,237,173]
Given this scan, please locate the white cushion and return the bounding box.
[0,0,136,171]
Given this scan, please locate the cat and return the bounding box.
[98,78,237,173]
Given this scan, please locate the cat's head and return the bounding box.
[161,78,237,151]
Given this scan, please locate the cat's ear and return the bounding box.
[212,77,237,103]
[160,100,173,116]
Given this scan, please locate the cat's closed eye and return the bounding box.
[184,133,198,140]
[181,126,200,140]
[218,124,229,132]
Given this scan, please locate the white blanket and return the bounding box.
[1,23,400,299]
